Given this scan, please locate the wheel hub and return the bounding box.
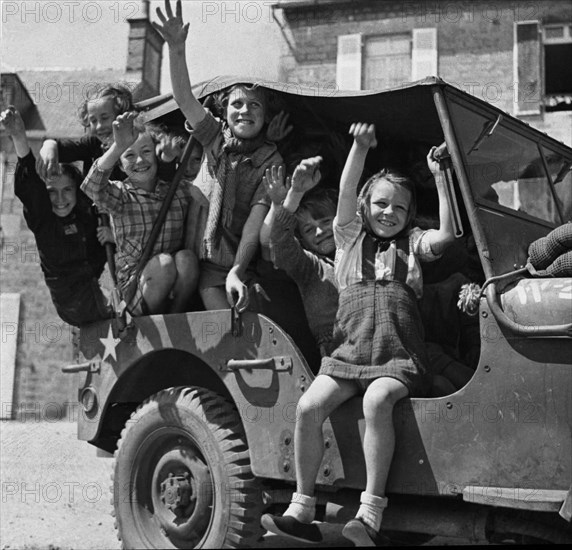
[160,472,192,512]
[151,444,213,544]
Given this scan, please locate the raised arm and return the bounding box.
[98,112,138,171]
[423,147,455,255]
[154,0,205,128]
[338,123,377,226]
[0,106,30,158]
[81,112,138,210]
[283,156,322,212]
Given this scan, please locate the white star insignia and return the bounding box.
[100,324,121,362]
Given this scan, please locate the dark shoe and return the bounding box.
[342,517,391,547]
[261,513,323,544]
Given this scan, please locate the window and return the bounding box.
[543,24,572,110]
[514,21,572,114]
[336,28,437,91]
[363,34,411,90]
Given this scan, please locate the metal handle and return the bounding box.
[61,360,101,374]
[222,357,293,372]
[434,143,464,238]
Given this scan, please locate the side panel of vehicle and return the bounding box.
[327,294,571,502]
[76,310,346,483]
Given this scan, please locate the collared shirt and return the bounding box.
[81,160,192,289]
[334,215,442,298]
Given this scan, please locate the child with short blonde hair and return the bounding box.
[262,122,456,545]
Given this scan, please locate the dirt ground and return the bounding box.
[1,420,478,549]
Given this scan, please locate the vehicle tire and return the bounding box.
[111,386,263,549]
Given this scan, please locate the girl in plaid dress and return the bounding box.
[82,112,198,316]
[262,123,456,546]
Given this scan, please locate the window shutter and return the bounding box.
[336,34,362,90]
[514,21,541,114]
[411,28,437,81]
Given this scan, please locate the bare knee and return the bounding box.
[174,249,199,288]
[175,249,199,277]
[363,379,408,421]
[297,393,327,426]
[142,253,177,287]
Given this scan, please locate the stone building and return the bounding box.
[271,0,572,146]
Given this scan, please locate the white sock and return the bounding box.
[283,492,316,523]
[355,492,388,532]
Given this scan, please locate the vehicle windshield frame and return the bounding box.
[435,86,572,278]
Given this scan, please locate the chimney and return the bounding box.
[126,0,164,99]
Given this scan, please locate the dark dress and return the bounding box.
[15,152,111,326]
[320,232,431,397]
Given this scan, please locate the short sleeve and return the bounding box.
[333,214,362,249]
[250,180,270,208]
[411,227,442,262]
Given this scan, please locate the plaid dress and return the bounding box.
[81,160,192,293]
[320,217,441,396]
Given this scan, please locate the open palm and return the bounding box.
[153,0,189,47]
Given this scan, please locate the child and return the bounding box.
[261,123,455,545]
[0,106,112,327]
[154,0,283,312]
[36,84,136,181]
[260,157,338,357]
[81,111,199,315]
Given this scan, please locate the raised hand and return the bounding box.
[266,111,293,142]
[426,146,442,177]
[112,112,139,152]
[36,141,61,179]
[290,156,323,195]
[0,106,26,137]
[153,0,189,48]
[1,106,32,160]
[263,164,290,205]
[350,122,377,150]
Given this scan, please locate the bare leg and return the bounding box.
[362,377,409,496]
[200,286,230,310]
[295,375,358,497]
[169,249,199,313]
[139,253,176,314]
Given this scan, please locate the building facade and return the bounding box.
[271,0,572,146]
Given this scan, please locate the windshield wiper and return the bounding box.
[467,114,503,155]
